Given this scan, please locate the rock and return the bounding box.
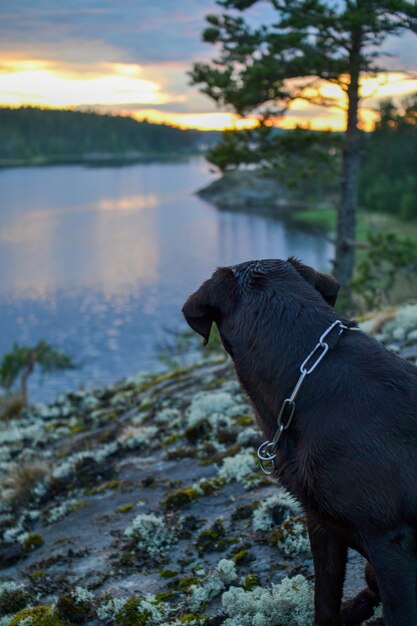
[0,543,25,568]
[399,343,417,360]
[197,169,295,213]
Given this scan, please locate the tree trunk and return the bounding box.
[20,354,35,406]
[20,368,30,406]
[334,29,362,292]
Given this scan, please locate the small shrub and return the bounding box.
[2,461,49,507]
[350,231,417,309]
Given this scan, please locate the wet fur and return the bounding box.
[182,258,417,626]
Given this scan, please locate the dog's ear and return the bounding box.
[288,257,340,306]
[182,270,230,345]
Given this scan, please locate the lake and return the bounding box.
[0,157,333,402]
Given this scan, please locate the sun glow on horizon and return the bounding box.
[0,60,416,131]
[0,60,174,108]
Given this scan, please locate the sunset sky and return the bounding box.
[1,1,417,131]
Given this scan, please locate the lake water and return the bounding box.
[0,157,333,402]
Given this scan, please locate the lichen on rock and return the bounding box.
[252,491,301,532]
[221,574,314,626]
[124,512,179,558]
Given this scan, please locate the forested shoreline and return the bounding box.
[1,103,416,221]
[0,107,215,165]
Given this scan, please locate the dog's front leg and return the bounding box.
[307,519,348,626]
[363,528,417,626]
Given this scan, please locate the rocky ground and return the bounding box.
[196,170,296,214]
[1,304,417,625]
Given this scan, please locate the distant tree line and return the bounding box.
[0,107,204,162]
[358,97,417,220]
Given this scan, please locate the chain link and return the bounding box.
[257,320,349,475]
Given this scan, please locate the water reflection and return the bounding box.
[0,158,333,401]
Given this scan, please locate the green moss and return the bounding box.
[234,415,254,426]
[140,476,156,488]
[208,375,228,388]
[98,428,118,444]
[138,367,190,393]
[116,503,134,514]
[244,573,260,591]
[161,433,182,446]
[154,591,175,602]
[197,476,226,495]
[209,444,241,464]
[70,500,85,513]
[8,605,70,626]
[56,594,91,623]
[177,557,195,568]
[29,570,46,580]
[231,502,259,521]
[166,446,197,461]
[164,486,200,509]
[23,533,44,551]
[179,614,208,625]
[176,577,199,590]
[0,588,30,616]
[102,409,119,421]
[45,422,59,432]
[118,551,135,564]
[269,527,285,544]
[138,401,153,412]
[195,519,227,554]
[69,422,85,434]
[232,549,247,564]
[115,597,151,626]
[242,472,271,489]
[85,479,121,495]
[184,420,209,443]
[268,516,307,545]
[159,569,179,578]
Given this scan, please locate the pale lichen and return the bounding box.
[221,574,314,626]
[218,449,258,483]
[252,491,301,532]
[97,593,169,624]
[270,517,311,557]
[188,558,238,611]
[124,513,179,558]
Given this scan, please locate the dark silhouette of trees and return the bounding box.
[0,107,201,162]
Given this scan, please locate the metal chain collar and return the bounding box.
[257,319,350,475]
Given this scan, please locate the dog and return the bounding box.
[182,257,417,626]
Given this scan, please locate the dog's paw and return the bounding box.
[341,588,380,625]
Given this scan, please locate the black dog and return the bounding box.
[182,257,417,626]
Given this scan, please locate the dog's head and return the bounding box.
[182,257,340,349]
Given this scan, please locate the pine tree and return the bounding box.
[0,341,74,405]
[190,0,417,288]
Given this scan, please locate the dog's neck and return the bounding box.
[228,304,354,441]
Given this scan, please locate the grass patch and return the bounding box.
[293,206,417,244]
[291,207,336,231]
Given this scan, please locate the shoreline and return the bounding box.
[0,151,202,170]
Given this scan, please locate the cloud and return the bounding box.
[0,1,416,129]
[0,60,183,108]
[0,0,216,65]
